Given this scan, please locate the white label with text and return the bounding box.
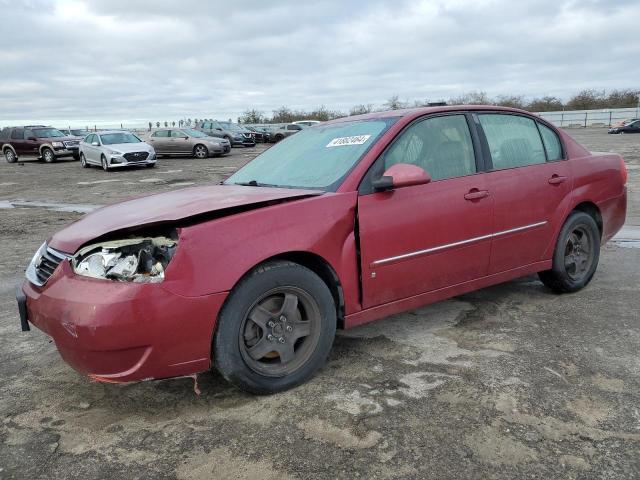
[326,135,371,147]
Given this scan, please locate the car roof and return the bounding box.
[96,130,134,135]
[324,105,537,124]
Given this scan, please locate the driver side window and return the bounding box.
[383,115,477,181]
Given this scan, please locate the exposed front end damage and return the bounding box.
[72,233,178,283]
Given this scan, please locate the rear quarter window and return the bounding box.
[537,123,563,161]
[0,128,10,140]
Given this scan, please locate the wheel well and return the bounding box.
[572,202,603,237]
[193,143,206,152]
[257,252,345,329]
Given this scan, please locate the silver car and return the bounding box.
[79,131,156,171]
[148,128,231,158]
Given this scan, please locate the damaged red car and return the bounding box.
[17,106,627,394]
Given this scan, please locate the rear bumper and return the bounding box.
[19,261,228,382]
[600,187,627,244]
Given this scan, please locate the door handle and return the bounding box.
[548,175,567,185]
[464,189,490,201]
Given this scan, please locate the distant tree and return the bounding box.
[272,106,295,123]
[384,95,407,110]
[449,91,491,105]
[565,89,606,110]
[156,121,160,128]
[187,118,192,126]
[604,89,640,108]
[172,121,176,127]
[148,121,152,131]
[349,104,374,116]
[495,95,526,109]
[527,96,564,112]
[239,109,266,124]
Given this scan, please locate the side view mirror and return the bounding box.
[183,136,189,140]
[371,163,431,191]
[216,128,223,131]
[91,142,99,147]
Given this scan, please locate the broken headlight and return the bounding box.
[72,235,177,283]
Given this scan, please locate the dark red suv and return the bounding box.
[0,125,81,163]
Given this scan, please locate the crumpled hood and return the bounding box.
[49,184,322,253]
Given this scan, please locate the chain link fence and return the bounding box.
[535,106,640,128]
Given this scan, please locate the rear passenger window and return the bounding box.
[154,130,170,137]
[384,114,476,181]
[0,128,9,140]
[538,123,563,161]
[478,114,546,169]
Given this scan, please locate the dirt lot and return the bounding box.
[0,129,639,479]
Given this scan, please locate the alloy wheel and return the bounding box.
[195,145,207,158]
[5,149,16,163]
[43,149,54,163]
[564,225,593,281]
[239,287,321,377]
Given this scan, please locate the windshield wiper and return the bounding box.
[233,180,280,188]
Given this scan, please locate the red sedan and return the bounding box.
[17,106,627,394]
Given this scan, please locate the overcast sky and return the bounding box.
[0,0,638,126]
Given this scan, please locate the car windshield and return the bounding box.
[183,128,208,138]
[33,128,65,138]
[100,132,141,145]
[226,118,396,191]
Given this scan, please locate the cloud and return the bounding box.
[0,0,638,126]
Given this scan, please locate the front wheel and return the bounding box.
[538,211,600,293]
[80,153,89,168]
[42,148,55,163]
[214,261,336,394]
[194,144,208,159]
[101,155,110,171]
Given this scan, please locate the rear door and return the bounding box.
[476,113,571,274]
[358,113,493,308]
[10,129,26,154]
[149,130,171,154]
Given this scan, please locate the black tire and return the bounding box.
[194,144,208,159]
[214,261,336,394]
[146,163,156,168]
[538,211,600,293]
[101,155,110,171]
[42,147,55,163]
[224,136,232,147]
[4,148,17,163]
[274,134,284,142]
[73,153,80,161]
[80,153,89,168]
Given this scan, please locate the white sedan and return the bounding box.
[79,131,156,171]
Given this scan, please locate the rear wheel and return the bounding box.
[4,148,16,163]
[274,134,284,142]
[42,148,55,163]
[214,261,336,394]
[194,144,208,159]
[80,153,89,168]
[538,211,600,293]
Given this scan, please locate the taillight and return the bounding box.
[620,156,628,185]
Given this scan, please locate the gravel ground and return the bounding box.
[0,129,638,479]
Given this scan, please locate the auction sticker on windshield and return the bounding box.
[326,135,371,147]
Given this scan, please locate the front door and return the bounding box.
[170,129,189,154]
[476,113,572,274]
[358,113,494,308]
